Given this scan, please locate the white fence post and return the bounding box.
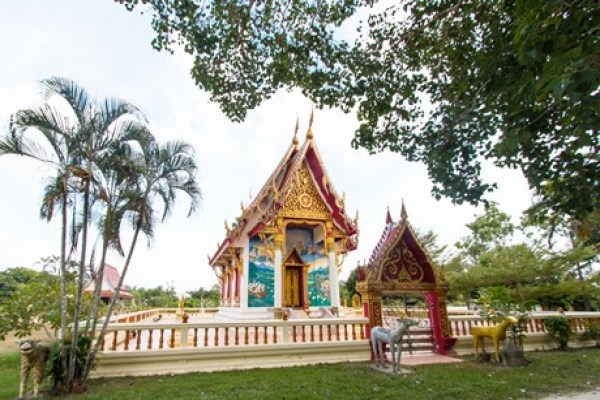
[180,327,189,348]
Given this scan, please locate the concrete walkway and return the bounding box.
[541,390,600,400]
[399,352,463,366]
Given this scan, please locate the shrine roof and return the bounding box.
[84,263,133,299]
[209,118,358,266]
[365,203,436,281]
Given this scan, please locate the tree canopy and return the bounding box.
[116,0,599,221]
[445,202,599,309]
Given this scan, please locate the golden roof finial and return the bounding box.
[306,106,314,139]
[293,114,299,145]
[400,199,408,219]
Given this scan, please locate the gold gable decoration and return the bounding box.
[379,240,425,283]
[279,163,330,220]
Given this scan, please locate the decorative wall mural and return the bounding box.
[286,227,330,306]
[248,234,275,307]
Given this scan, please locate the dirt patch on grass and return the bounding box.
[0,329,53,355]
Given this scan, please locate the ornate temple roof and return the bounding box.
[358,202,439,288]
[209,115,358,266]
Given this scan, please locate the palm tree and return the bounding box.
[83,139,201,379]
[1,88,82,380]
[1,77,150,389]
[37,78,147,386]
[84,124,154,340]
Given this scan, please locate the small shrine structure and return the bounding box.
[356,204,456,353]
[84,263,133,304]
[209,115,359,319]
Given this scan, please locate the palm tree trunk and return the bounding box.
[82,215,143,380]
[59,181,69,385]
[86,243,108,333]
[86,206,112,334]
[68,170,91,387]
[81,206,112,380]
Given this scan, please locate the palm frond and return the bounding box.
[39,176,65,221]
[96,97,145,137]
[40,77,91,127]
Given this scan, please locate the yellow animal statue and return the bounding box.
[471,316,519,362]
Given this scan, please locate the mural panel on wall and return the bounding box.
[248,234,275,307]
[286,227,330,306]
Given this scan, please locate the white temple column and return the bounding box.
[240,242,248,309]
[328,249,340,308]
[227,270,233,307]
[274,247,282,308]
[233,269,239,307]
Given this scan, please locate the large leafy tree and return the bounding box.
[117,0,599,221]
[446,203,598,309]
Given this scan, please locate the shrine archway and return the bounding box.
[356,206,456,354]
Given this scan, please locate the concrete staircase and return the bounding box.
[402,326,435,354]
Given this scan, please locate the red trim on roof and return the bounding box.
[99,290,134,299]
[209,238,232,266]
[247,222,265,238]
[304,144,356,235]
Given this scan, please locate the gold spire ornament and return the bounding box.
[401,199,408,219]
[293,115,299,145]
[306,107,314,139]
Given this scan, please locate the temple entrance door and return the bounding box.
[284,266,302,307]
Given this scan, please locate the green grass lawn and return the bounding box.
[2,349,599,399]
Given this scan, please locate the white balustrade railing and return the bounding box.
[449,312,600,337]
[98,317,369,352]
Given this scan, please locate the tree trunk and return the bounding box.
[80,213,112,381]
[59,182,68,385]
[86,204,113,334]
[82,219,143,380]
[68,168,91,387]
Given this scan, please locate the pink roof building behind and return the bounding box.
[85,263,133,300]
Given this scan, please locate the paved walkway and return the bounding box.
[541,390,600,400]
[399,352,463,366]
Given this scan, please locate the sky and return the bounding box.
[0,0,533,293]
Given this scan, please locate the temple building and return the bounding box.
[356,204,456,353]
[209,115,359,319]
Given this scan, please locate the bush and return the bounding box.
[47,333,93,391]
[544,317,573,350]
[583,321,600,347]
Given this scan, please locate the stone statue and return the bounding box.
[16,339,49,399]
[471,316,518,363]
[371,318,418,372]
[352,294,361,309]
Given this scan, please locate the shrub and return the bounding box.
[47,333,93,391]
[544,317,573,350]
[583,321,600,347]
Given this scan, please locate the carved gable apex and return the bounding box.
[279,162,331,220]
[284,247,306,265]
